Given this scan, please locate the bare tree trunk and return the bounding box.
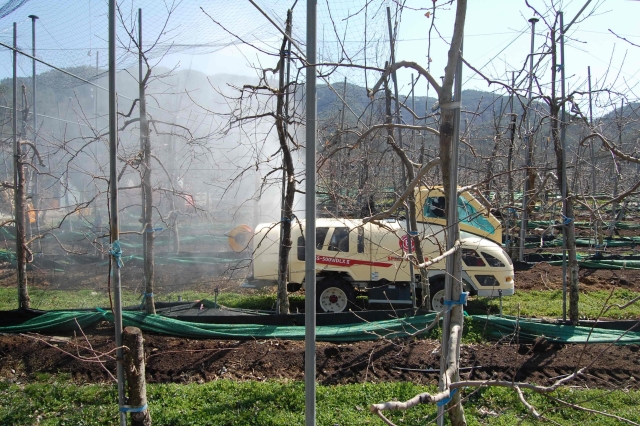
[123,327,151,426]
[169,134,180,254]
[20,86,33,242]
[275,9,293,315]
[15,125,29,309]
[142,128,155,315]
[507,88,517,258]
[550,26,578,324]
[381,73,429,307]
[438,1,467,423]
[140,64,156,315]
[13,59,29,309]
[485,102,503,194]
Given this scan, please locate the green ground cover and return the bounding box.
[1,377,638,425]
[2,288,638,320]
[470,289,640,319]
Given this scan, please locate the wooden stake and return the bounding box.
[123,326,151,426]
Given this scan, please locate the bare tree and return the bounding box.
[366,1,468,423]
[201,4,301,314]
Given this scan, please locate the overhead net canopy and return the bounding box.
[0,0,398,311]
[0,0,390,86]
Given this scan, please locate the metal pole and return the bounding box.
[609,100,622,238]
[411,74,415,151]
[386,7,405,189]
[96,51,99,131]
[94,51,102,238]
[138,8,145,247]
[410,73,416,309]
[12,22,19,304]
[519,17,538,262]
[559,12,568,322]
[29,15,39,245]
[305,0,317,424]
[588,66,595,195]
[562,0,593,34]
[335,76,347,216]
[108,0,127,424]
[12,22,16,204]
[507,72,516,257]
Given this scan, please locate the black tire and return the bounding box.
[429,279,446,312]
[316,279,356,313]
[414,287,424,308]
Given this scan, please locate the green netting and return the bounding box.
[118,234,228,249]
[117,311,434,342]
[0,249,15,263]
[481,315,640,344]
[0,311,105,333]
[616,222,640,230]
[526,237,640,248]
[1,310,639,344]
[548,259,640,270]
[527,221,640,230]
[111,254,242,266]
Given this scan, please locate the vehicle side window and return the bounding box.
[297,236,305,260]
[424,196,446,218]
[461,249,486,267]
[316,227,329,250]
[328,227,350,252]
[482,252,505,267]
[357,227,365,253]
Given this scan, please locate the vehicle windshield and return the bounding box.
[423,196,496,235]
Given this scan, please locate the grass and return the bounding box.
[1,377,639,425]
[0,288,213,311]
[2,287,638,320]
[467,289,640,319]
[0,287,303,312]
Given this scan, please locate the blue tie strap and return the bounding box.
[436,388,459,407]
[443,292,469,312]
[119,404,148,413]
[109,240,124,268]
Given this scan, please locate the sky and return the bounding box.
[165,0,640,113]
[0,0,638,112]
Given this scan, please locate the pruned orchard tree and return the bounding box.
[114,3,210,314]
[201,4,301,315]
[0,64,105,310]
[366,1,469,423]
[364,0,640,423]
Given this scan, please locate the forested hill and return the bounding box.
[5,66,631,137]
[316,82,529,127]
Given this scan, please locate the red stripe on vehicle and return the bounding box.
[316,255,392,268]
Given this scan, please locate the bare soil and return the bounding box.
[516,263,640,292]
[1,262,640,390]
[1,321,639,390]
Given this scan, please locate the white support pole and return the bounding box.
[519,17,538,262]
[29,15,39,245]
[304,0,317,425]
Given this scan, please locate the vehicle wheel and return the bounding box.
[429,279,446,312]
[316,279,355,313]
